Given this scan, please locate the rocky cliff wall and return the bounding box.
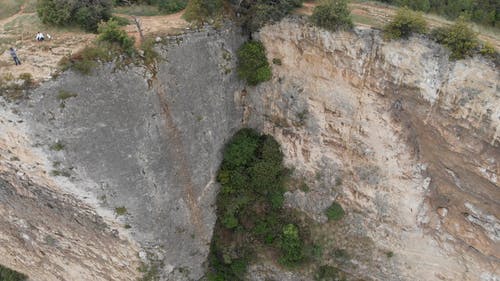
[0,17,498,281]
[0,25,245,280]
[243,17,499,281]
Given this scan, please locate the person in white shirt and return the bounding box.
[36,32,45,41]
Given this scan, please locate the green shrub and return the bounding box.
[115,206,127,215]
[237,41,271,86]
[374,0,499,27]
[57,90,77,100]
[141,38,161,67]
[59,45,111,74]
[0,264,27,281]
[183,0,223,23]
[311,0,353,31]
[314,265,345,281]
[384,7,427,39]
[279,224,304,267]
[111,15,131,26]
[272,58,282,65]
[208,128,307,280]
[50,141,64,151]
[242,0,304,32]
[18,73,34,88]
[325,202,345,221]
[431,18,478,60]
[98,19,136,56]
[158,0,188,13]
[479,42,496,57]
[37,0,112,32]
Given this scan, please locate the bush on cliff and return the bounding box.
[431,18,479,60]
[0,264,27,281]
[236,41,271,86]
[97,19,136,56]
[37,0,112,32]
[311,0,353,31]
[208,128,307,280]
[59,19,137,74]
[384,7,427,39]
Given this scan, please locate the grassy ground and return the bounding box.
[0,0,37,20]
[0,0,23,20]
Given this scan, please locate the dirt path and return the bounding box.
[121,11,189,45]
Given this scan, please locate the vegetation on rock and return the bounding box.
[0,264,27,281]
[311,0,353,31]
[384,7,427,39]
[208,128,308,280]
[376,0,499,27]
[97,19,136,56]
[325,202,345,221]
[236,41,271,86]
[431,18,479,60]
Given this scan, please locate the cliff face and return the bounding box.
[244,18,499,281]
[0,26,245,280]
[0,18,498,281]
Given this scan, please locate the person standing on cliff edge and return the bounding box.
[9,47,21,65]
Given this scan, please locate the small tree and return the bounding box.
[431,18,479,60]
[183,0,223,23]
[97,19,136,55]
[384,7,427,39]
[236,41,271,86]
[311,0,353,31]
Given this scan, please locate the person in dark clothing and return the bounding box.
[9,47,21,65]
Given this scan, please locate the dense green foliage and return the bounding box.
[236,0,303,32]
[37,0,112,32]
[376,0,499,27]
[314,265,346,281]
[384,7,427,39]
[158,0,188,13]
[236,41,271,86]
[325,202,345,221]
[182,0,302,30]
[183,0,223,23]
[0,264,27,281]
[311,0,353,31]
[208,129,307,280]
[431,18,479,59]
[97,19,136,55]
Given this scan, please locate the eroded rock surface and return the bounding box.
[0,17,498,281]
[244,17,499,281]
[1,25,245,280]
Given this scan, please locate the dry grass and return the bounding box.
[0,0,23,20]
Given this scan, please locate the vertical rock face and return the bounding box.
[243,18,499,281]
[0,18,498,281]
[0,26,245,280]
